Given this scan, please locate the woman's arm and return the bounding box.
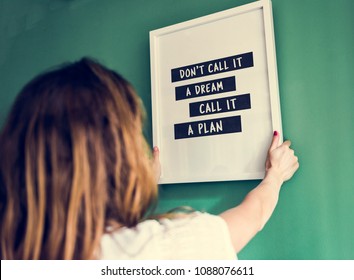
[219,132,299,253]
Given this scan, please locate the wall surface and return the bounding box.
[0,0,353,259]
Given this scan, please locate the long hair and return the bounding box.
[0,58,157,259]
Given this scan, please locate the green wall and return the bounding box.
[1,0,353,259]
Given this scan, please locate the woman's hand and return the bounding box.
[265,131,299,183]
[152,146,161,183]
[220,131,299,254]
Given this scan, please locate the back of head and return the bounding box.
[0,58,157,259]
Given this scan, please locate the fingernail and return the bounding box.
[274,131,278,136]
[153,146,159,151]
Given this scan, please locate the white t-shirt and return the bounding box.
[99,212,236,260]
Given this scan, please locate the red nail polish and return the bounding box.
[274,131,278,136]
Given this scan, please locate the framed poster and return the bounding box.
[150,0,282,184]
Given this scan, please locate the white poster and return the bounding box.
[150,0,282,184]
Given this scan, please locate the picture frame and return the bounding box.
[150,0,282,184]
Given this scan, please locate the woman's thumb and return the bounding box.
[269,131,280,152]
[153,146,159,161]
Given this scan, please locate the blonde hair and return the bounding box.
[0,58,157,259]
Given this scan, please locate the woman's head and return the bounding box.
[0,58,157,259]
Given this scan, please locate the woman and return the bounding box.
[0,58,298,259]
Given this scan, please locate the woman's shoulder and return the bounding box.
[99,212,236,260]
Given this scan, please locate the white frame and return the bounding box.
[150,0,282,184]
